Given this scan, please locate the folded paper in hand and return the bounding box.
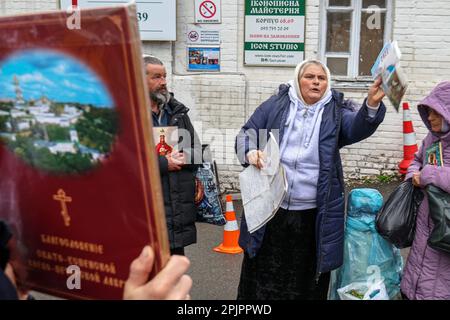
[371,41,408,112]
[239,133,288,233]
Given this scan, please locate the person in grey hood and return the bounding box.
[401,81,450,300]
[235,60,386,300]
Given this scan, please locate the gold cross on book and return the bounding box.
[53,189,72,227]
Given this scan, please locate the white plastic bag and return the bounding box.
[337,280,389,300]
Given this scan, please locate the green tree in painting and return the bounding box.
[46,125,70,141]
[0,116,9,132]
[30,124,45,140]
[75,106,118,154]
[0,101,13,112]
[31,149,91,174]
[8,136,37,166]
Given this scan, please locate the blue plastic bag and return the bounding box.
[329,188,403,300]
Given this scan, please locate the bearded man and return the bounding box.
[143,55,201,256]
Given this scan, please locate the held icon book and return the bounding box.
[0,4,169,299]
[371,41,408,112]
[426,142,444,166]
[153,126,178,156]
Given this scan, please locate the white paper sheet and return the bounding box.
[239,133,288,233]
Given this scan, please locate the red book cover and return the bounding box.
[0,4,169,299]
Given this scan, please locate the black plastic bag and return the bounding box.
[426,185,450,254]
[376,178,424,248]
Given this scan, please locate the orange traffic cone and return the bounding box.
[399,102,418,174]
[213,195,243,254]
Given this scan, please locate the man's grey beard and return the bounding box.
[150,91,170,110]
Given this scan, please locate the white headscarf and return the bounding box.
[280,60,333,154]
[293,59,332,106]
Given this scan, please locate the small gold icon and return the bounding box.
[53,189,72,227]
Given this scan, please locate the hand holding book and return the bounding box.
[166,151,186,171]
[367,77,386,108]
[123,246,192,300]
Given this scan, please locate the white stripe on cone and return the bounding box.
[226,201,234,212]
[224,220,239,231]
[403,110,412,121]
[404,132,417,146]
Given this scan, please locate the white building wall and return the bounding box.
[3,0,450,192]
[0,0,56,13]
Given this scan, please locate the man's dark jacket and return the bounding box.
[235,84,386,276]
[153,95,201,250]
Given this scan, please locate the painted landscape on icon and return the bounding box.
[0,49,118,174]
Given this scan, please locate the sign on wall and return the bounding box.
[244,0,305,66]
[187,47,220,71]
[195,0,221,24]
[60,0,176,41]
[186,25,221,45]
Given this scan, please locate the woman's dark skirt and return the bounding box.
[237,208,330,300]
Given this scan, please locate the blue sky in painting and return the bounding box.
[0,49,113,107]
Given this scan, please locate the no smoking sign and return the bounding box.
[188,31,200,42]
[200,1,216,18]
[195,0,221,23]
